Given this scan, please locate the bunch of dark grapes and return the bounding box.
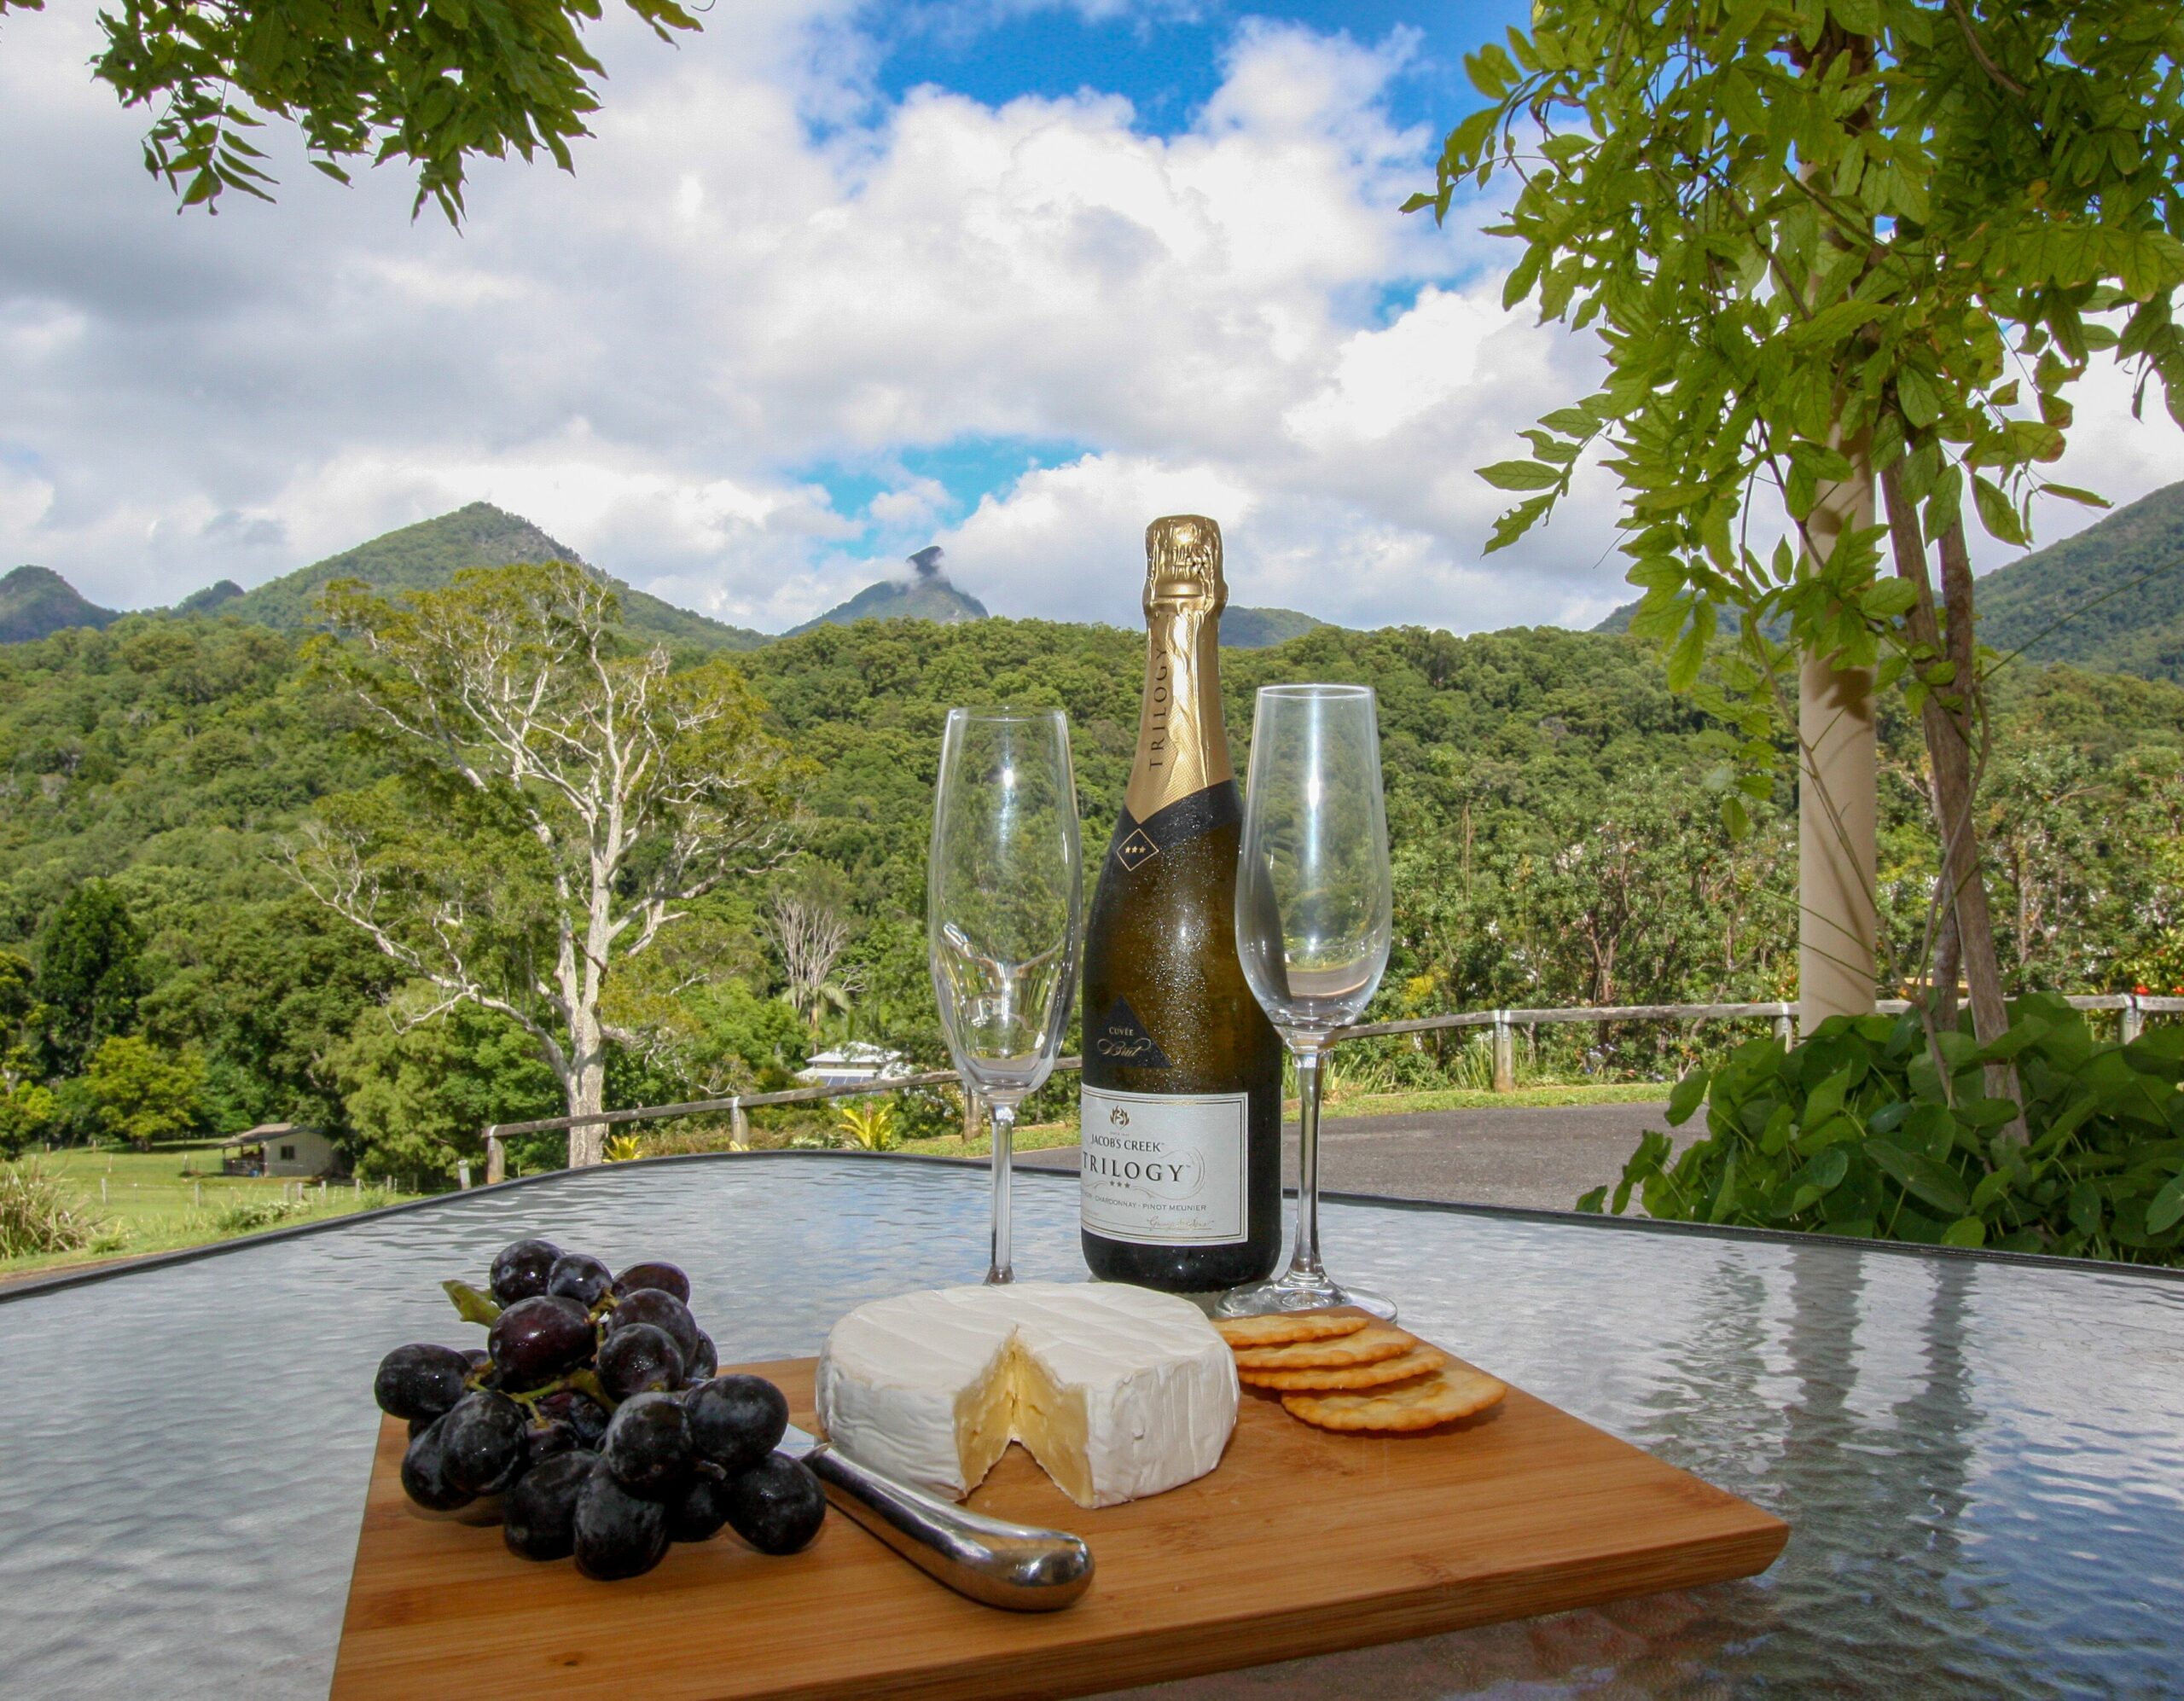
[374,1236,825,1581]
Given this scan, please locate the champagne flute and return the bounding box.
[929,708,1083,1285]
[1217,684,1396,1320]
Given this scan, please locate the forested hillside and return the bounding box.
[0,566,120,644]
[216,503,769,652]
[1975,481,2184,681]
[3,597,2181,1187]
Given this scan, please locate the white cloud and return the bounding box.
[0,3,2173,635]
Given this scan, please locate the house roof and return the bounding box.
[219,1123,325,1147]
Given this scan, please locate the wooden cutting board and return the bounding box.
[333,1349,1786,1701]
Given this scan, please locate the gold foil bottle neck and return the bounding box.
[1126,514,1233,821]
[1144,514,1227,616]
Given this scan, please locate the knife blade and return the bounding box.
[777,1422,1094,1611]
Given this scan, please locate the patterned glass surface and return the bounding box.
[1,1153,2179,1698]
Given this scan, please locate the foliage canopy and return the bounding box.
[2,0,699,220]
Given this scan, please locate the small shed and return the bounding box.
[221,1123,340,1179]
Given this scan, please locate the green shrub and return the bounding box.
[0,1161,110,1259]
[212,1195,309,1234]
[1583,994,2184,1264]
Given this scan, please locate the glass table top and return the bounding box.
[2,1152,2180,1698]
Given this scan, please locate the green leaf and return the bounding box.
[2147,1173,2184,1235]
[1484,493,1554,554]
[1576,1184,1607,1214]
[1666,618,1708,693]
[1860,579,1919,619]
[1667,1069,1710,1126]
[1941,1216,1986,1249]
[1972,473,2028,546]
[1866,1138,1972,1216]
[2041,483,2111,510]
[444,1279,502,1327]
[1896,365,1942,429]
[1478,458,1563,491]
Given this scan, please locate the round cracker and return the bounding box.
[1212,1307,1374,1349]
[1232,1321,1416,1370]
[1281,1363,1507,1432]
[1239,1344,1449,1391]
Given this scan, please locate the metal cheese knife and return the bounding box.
[779,1423,1095,1611]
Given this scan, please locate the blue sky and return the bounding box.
[868,2,1507,137]
[0,0,2173,631]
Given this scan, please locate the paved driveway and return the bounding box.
[1017,1100,1690,1213]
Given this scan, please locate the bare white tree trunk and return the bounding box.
[765,891,852,1030]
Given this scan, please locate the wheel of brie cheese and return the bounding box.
[814,1280,1239,1509]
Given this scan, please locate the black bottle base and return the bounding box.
[1081,1231,1281,1294]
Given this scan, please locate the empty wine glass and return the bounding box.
[1218,684,1396,1320]
[929,708,1083,1284]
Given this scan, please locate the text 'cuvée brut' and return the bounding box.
[1078,515,1283,1291]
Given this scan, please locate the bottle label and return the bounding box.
[1107,784,1241,873]
[1079,1086,1249,1245]
[1089,996,1172,1069]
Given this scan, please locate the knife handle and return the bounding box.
[803,1443,1095,1611]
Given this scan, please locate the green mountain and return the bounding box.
[1222,606,1324,647]
[0,566,121,642]
[217,502,767,651]
[1974,480,2184,681]
[789,549,990,635]
[175,579,243,616]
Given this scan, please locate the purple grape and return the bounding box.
[547,1252,613,1308]
[608,1289,700,1362]
[613,1261,690,1303]
[399,1414,475,1512]
[374,1344,470,1420]
[602,1392,694,1501]
[439,1390,528,1495]
[668,1473,733,1543]
[505,1452,598,1563]
[489,1238,563,1304]
[573,1469,671,1580]
[597,1323,683,1402]
[488,1295,594,1386]
[684,1374,787,1475]
[723,1453,826,1555]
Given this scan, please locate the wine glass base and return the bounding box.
[1214,1268,1397,1322]
[983,1266,1015,1286]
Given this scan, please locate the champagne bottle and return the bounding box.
[1079,515,1283,1291]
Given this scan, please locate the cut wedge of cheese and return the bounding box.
[814,1281,1238,1509]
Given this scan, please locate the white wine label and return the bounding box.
[1079,1086,1248,1245]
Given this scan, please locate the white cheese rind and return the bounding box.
[814,1281,1239,1508]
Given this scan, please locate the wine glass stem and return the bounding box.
[1287,1042,1327,1280]
[987,1099,1016,1285]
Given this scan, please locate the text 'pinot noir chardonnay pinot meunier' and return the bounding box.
[1079,515,1283,1291]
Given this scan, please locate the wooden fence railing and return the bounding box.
[475,992,2184,1182]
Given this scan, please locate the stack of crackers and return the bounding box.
[1211,1309,1507,1433]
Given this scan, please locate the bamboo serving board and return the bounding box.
[334,1349,1786,1701]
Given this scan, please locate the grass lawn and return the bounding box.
[1,1141,417,1284]
[890,1080,1670,1159]
[1320,1082,1670,1116]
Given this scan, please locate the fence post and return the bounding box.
[1491,1013,1515,1094]
[2123,996,2145,1046]
[485,1132,506,1185]
[1773,1004,1794,1046]
[962,1087,983,1144]
[730,1100,750,1150]
[457,1160,473,1191]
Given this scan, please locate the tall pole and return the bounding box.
[1798,463,1879,1035]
